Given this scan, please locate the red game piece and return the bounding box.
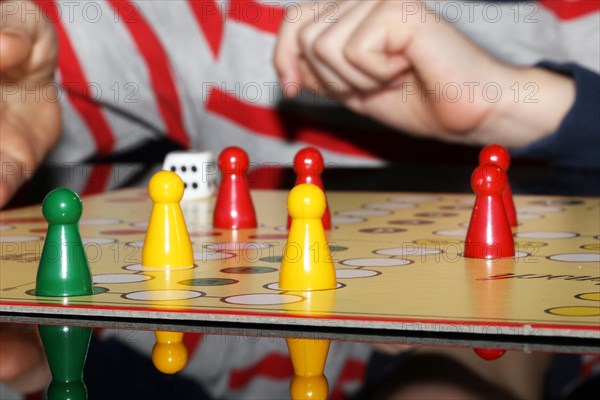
[473,348,506,361]
[287,147,331,230]
[464,163,515,259]
[213,147,257,229]
[479,144,517,227]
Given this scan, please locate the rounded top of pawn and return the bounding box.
[218,146,249,174]
[288,183,326,219]
[148,171,184,203]
[42,188,83,225]
[294,147,324,174]
[479,144,510,170]
[471,163,507,196]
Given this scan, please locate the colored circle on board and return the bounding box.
[93,274,151,284]
[329,245,348,253]
[189,231,222,237]
[222,293,303,305]
[107,198,146,203]
[518,206,564,213]
[576,292,600,301]
[581,244,600,251]
[123,263,197,272]
[528,199,584,206]
[413,239,462,247]
[0,217,45,224]
[259,256,284,263]
[264,282,344,291]
[249,234,289,240]
[82,238,117,245]
[547,253,600,263]
[359,227,407,234]
[515,232,579,239]
[388,195,440,203]
[336,209,391,217]
[434,229,467,237]
[204,242,275,251]
[363,203,415,210]
[335,269,380,278]
[124,290,204,301]
[221,266,277,274]
[439,204,474,210]
[375,247,442,257]
[415,212,458,218]
[80,218,122,226]
[515,241,548,248]
[340,258,413,267]
[330,216,366,224]
[194,252,236,262]
[546,306,600,317]
[388,219,433,225]
[516,214,543,221]
[179,278,238,286]
[0,235,42,243]
[100,230,147,235]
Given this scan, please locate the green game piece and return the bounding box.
[38,325,91,400]
[35,188,93,297]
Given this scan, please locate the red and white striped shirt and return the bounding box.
[37,0,599,168]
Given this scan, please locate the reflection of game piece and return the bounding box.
[213,147,257,229]
[36,188,93,297]
[464,164,515,259]
[142,171,194,269]
[280,184,336,291]
[38,325,92,400]
[152,331,188,374]
[479,144,517,226]
[288,147,331,230]
[474,348,507,360]
[163,150,218,200]
[287,338,330,400]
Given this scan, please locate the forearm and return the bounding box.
[475,66,576,149]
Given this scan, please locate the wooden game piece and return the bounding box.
[479,144,518,226]
[464,163,515,259]
[288,147,331,230]
[142,171,194,269]
[152,331,188,374]
[280,184,336,291]
[286,338,330,400]
[36,188,93,297]
[473,348,507,361]
[38,325,92,400]
[213,146,257,229]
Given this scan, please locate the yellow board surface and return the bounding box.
[1,189,599,339]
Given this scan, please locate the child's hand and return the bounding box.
[275,0,575,149]
[0,323,50,393]
[0,1,60,208]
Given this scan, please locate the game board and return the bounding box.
[1,189,599,341]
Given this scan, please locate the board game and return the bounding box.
[1,188,599,340]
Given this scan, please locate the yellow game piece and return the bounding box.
[280,184,336,291]
[142,171,194,269]
[152,331,188,374]
[286,338,330,400]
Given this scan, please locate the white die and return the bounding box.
[163,151,218,200]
